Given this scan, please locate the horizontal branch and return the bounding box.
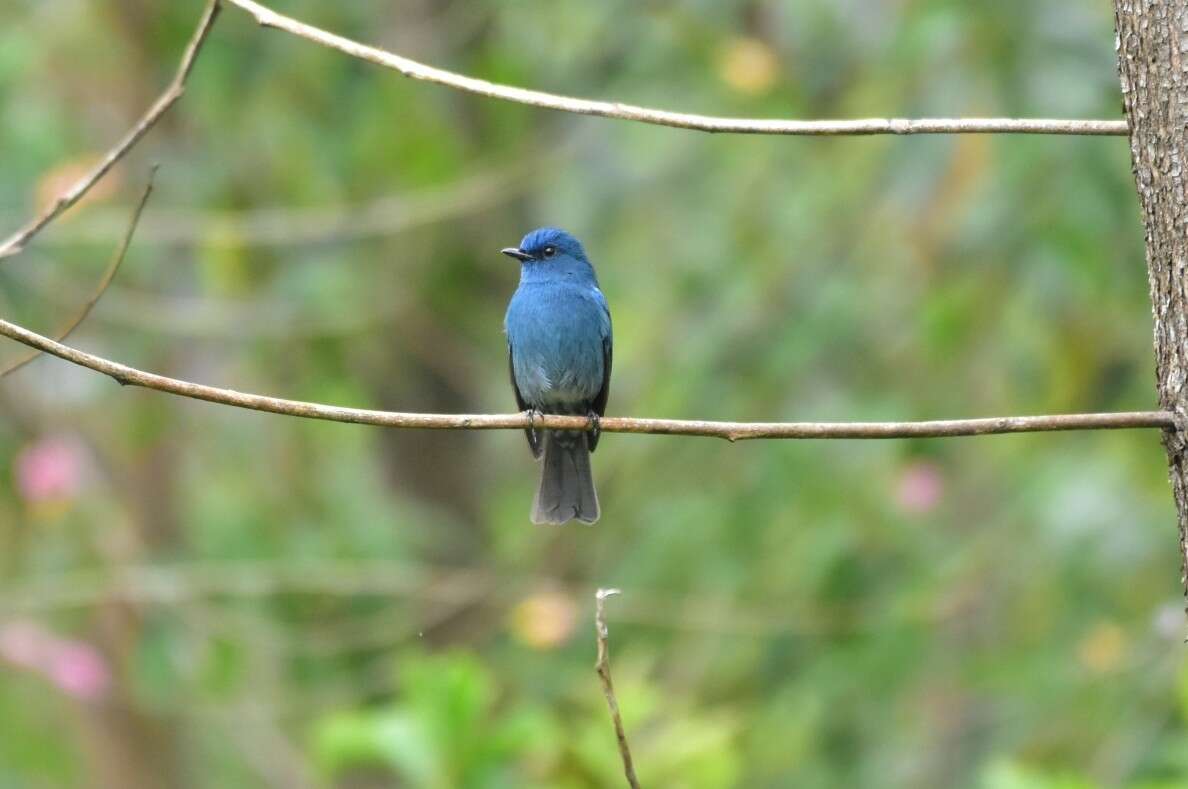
[0,315,1174,439]
[224,0,1127,137]
[7,159,522,249]
[0,0,219,260]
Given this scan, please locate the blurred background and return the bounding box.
[1,0,1185,786]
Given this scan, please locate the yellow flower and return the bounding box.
[718,37,780,95]
[510,589,578,650]
[1076,620,1127,674]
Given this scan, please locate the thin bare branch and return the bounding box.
[223,0,1126,137]
[1,169,156,377]
[0,1,219,260]
[0,315,1174,439]
[0,560,957,638]
[595,589,641,789]
[15,162,516,249]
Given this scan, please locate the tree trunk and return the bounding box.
[1114,2,1188,611]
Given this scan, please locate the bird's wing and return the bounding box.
[508,339,542,458]
[588,293,613,452]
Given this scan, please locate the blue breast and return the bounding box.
[506,280,610,409]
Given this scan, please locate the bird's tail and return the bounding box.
[532,431,599,525]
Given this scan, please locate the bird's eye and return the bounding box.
[542,245,556,259]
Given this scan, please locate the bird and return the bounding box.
[502,227,612,525]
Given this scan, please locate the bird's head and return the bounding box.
[501,228,595,282]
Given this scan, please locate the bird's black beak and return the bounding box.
[501,247,533,262]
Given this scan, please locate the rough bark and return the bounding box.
[1114,2,1188,609]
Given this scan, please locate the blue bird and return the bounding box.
[502,228,612,525]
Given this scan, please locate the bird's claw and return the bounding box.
[526,407,544,446]
[587,410,601,445]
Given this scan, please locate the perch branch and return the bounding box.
[0,316,1175,439]
[0,0,219,260]
[224,0,1126,137]
[595,589,641,789]
[1,169,156,377]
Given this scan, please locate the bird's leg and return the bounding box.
[586,410,602,445]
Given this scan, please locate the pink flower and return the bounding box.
[0,620,110,700]
[894,461,944,515]
[14,436,87,503]
[48,644,111,700]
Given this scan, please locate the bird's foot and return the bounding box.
[526,407,544,446]
[586,410,602,445]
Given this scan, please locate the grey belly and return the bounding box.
[514,353,601,410]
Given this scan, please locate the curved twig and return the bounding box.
[0,314,1173,439]
[224,0,1127,137]
[595,589,641,789]
[0,1,219,260]
[1,169,156,377]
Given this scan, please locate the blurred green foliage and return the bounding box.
[1,0,1186,786]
